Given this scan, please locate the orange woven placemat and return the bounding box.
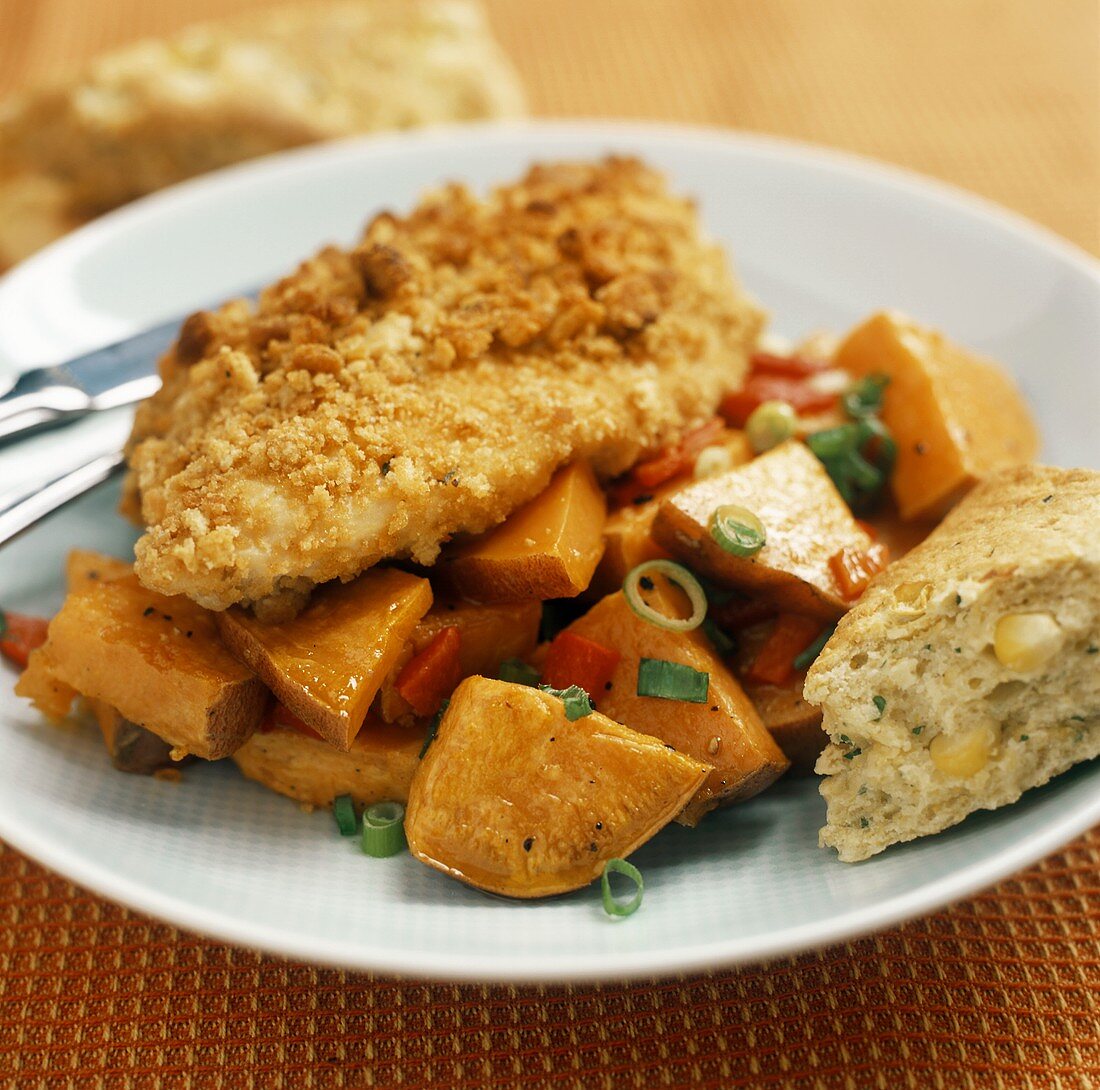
[2,1,1099,1087]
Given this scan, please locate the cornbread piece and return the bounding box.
[216,568,432,750]
[405,677,710,898]
[834,312,1040,520]
[563,590,789,824]
[376,598,541,722]
[807,466,1100,862]
[15,570,266,760]
[233,720,427,809]
[438,462,607,601]
[0,0,525,268]
[125,158,764,613]
[653,441,874,620]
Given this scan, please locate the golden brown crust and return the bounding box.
[126,157,764,612]
[0,0,526,267]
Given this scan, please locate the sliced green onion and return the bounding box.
[843,374,890,418]
[601,858,644,918]
[701,617,736,656]
[418,698,450,759]
[846,451,885,491]
[539,684,594,720]
[498,658,539,687]
[745,399,797,453]
[361,801,406,858]
[332,794,358,837]
[855,417,898,477]
[871,695,886,720]
[637,657,709,703]
[623,560,708,632]
[792,624,836,671]
[0,609,7,639]
[808,417,897,515]
[710,504,766,558]
[806,423,859,461]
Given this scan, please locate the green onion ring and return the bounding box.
[623,560,708,632]
[601,858,644,918]
[361,801,407,858]
[710,504,766,558]
[332,794,358,837]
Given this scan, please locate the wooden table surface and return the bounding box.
[1,2,1098,1088]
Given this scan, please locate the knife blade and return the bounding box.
[0,287,258,446]
[0,317,183,444]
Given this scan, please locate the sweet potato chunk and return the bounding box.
[86,697,188,775]
[233,718,427,809]
[595,432,755,597]
[17,570,266,759]
[563,590,789,824]
[376,599,541,722]
[732,620,825,774]
[439,462,606,601]
[653,440,873,620]
[405,677,709,899]
[834,312,1040,520]
[65,549,132,589]
[593,496,671,598]
[217,568,432,750]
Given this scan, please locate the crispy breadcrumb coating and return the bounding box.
[125,158,764,615]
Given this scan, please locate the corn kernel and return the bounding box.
[929,725,994,778]
[694,445,734,480]
[894,581,932,611]
[994,612,1064,673]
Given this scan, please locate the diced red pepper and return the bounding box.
[0,612,49,669]
[829,543,891,600]
[265,703,324,741]
[610,418,726,505]
[719,374,840,427]
[395,626,463,718]
[541,631,622,698]
[749,351,830,377]
[745,614,823,687]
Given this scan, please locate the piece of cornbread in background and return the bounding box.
[834,312,1040,521]
[0,0,526,268]
[807,465,1100,862]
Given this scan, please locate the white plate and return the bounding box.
[0,122,1097,983]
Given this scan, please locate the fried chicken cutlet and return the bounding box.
[125,158,764,616]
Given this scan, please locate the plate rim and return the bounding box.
[1,119,1097,982]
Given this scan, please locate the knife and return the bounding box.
[0,281,262,446]
[0,316,183,445]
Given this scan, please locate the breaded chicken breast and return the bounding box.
[125,158,764,615]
